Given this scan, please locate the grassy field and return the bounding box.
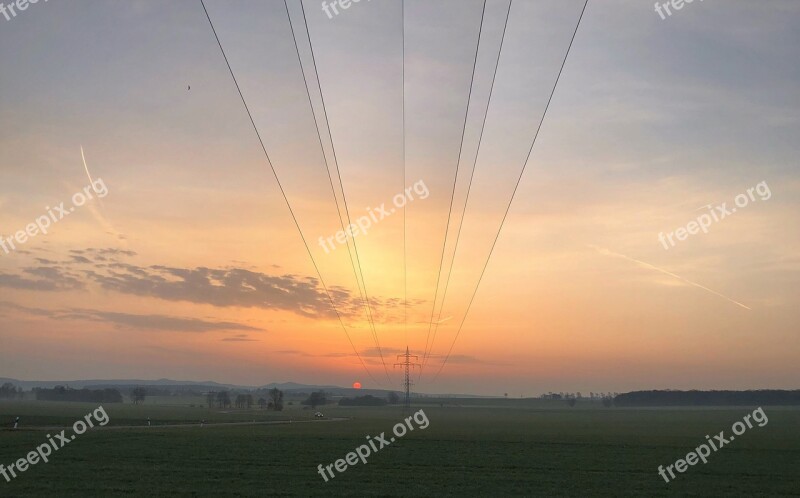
[1,399,798,496]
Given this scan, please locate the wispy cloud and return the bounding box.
[221,334,260,342]
[0,249,347,318]
[0,267,84,291]
[352,347,488,365]
[0,302,263,333]
[0,248,412,321]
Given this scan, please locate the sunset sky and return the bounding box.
[1,0,798,396]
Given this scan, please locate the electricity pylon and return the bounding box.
[394,346,420,414]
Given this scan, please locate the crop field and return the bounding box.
[1,400,798,496]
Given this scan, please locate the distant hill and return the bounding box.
[257,382,344,392]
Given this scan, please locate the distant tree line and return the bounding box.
[540,392,618,401]
[0,383,23,399]
[339,395,386,406]
[34,386,123,403]
[301,391,326,409]
[235,394,254,409]
[614,390,800,407]
[205,388,284,411]
[540,391,617,407]
[132,387,147,404]
[207,391,231,409]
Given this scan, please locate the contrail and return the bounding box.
[80,145,94,185]
[589,245,751,310]
[76,146,126,243]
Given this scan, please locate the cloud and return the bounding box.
[0,302,262,333]
[271,349,348,358]
[269,347,488,365]
[0,267,84,291]
[87,265,341,318]
[429,354,487,365]
[34,258,59,265]
[0,247,413,320]
[73,310,264,333]
[221,334,259,342]
[273,350,312,357]
[0,249,348,318]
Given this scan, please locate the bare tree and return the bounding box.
[235,394,247,409]
[269,388,284,411]
[132,387,147,405]
[304,391,326,410]
[0,383,19,399]
[217,391,231,409]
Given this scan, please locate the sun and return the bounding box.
[352,381,362,389]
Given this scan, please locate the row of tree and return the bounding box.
[316,391,403,407]
[205,388,286,411]
[540,392,618,407]
[339,395,386,406]
[540,392,620,400]
[0,383,23,399]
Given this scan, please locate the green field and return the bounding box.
[1,399,798,496]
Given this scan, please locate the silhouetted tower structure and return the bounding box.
[394,346,419,414]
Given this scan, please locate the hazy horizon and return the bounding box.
[2,0,799,397]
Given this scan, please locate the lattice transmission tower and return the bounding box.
[394,346,420,414]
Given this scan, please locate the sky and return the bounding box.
[0,0,798,396]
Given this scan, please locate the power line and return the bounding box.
[433,0,589,381]
[298,0,392,383]
[421,0,512,376]
[283,0,387,382]
[200,0,380,385]
[402,0,408,354]
[420,0,487,374]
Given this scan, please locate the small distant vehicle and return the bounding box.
[314,412,324,419]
